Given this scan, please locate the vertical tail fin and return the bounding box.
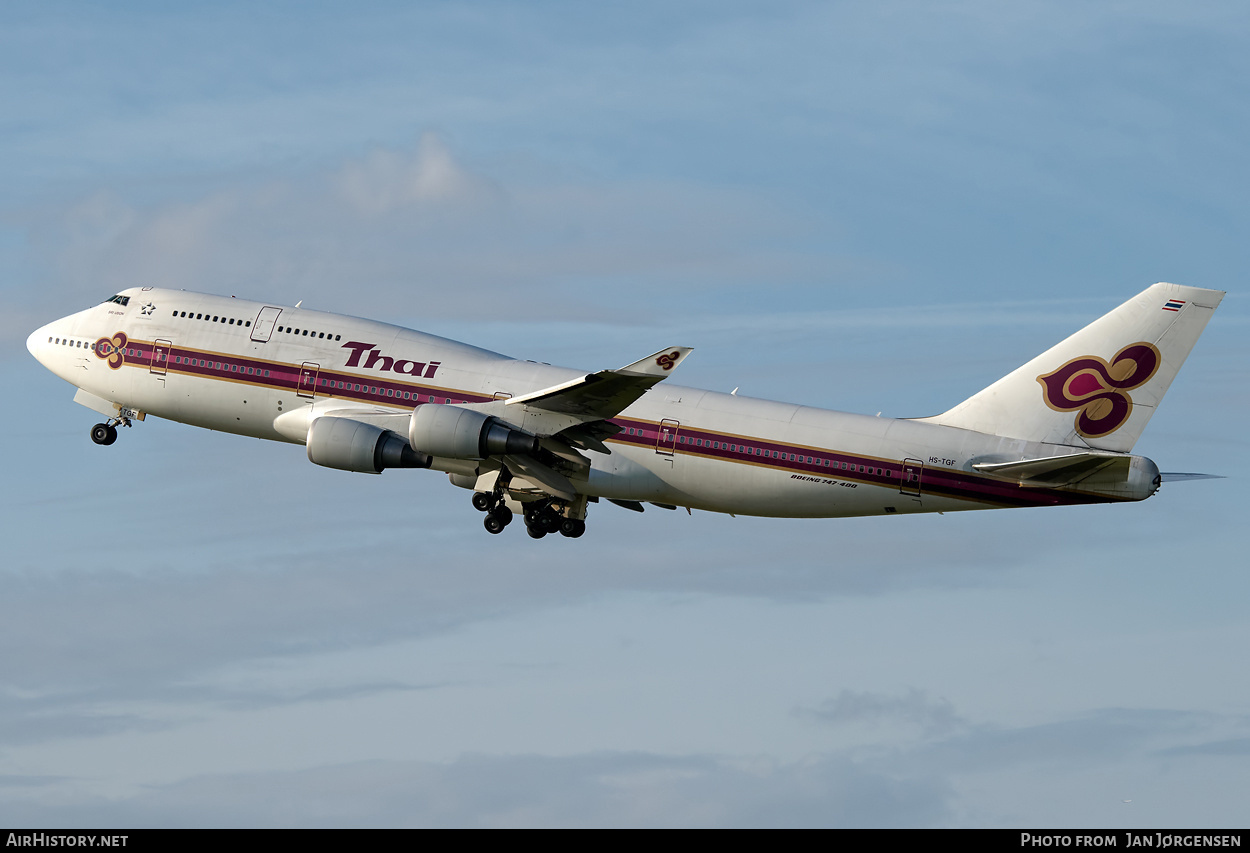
[916,283,1224,451]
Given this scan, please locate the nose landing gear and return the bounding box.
[89,418,127,446]
[90,423,116,445]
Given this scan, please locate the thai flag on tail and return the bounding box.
[1163,299,1186,312]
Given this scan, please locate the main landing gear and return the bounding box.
[522,499,586,539]
[472,489,515,535]
[471,492,586,539]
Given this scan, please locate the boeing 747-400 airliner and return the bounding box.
[28,282,1223,539]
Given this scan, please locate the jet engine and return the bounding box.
[307,416,431,474]
[408,404,539,460]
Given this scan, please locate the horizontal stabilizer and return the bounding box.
[507,346,692,420]
[973,452,1126,486]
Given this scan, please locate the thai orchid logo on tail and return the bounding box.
[1037,343,1161,438]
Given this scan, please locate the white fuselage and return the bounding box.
[28,287,1155,520]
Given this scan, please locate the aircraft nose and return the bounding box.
[27,323,53,363]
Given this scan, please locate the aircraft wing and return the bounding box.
[505,346,693,420]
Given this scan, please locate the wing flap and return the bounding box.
[503,454,577,501]
[556,421,622,455]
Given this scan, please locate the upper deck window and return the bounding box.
[103,295,130,306]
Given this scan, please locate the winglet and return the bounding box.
[504,346,694,421]
[618,346,693,377]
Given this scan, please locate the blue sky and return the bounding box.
[2,1,1248,827]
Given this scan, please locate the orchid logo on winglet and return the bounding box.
[655,350,682,371]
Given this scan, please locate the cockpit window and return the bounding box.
[103,295,130,306]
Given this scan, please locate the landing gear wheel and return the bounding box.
[90,423,116,446]
[526,525,547,539]
[484,514,505,534]
[472,492,493,512]
[559,519,586,538]
[490,507,513,527]
[539,511,562,534]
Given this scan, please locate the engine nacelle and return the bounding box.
[408,404,540,460]
[307,416,431,474]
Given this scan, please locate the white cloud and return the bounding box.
[336,132,488,215]
[13,133,836,340]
